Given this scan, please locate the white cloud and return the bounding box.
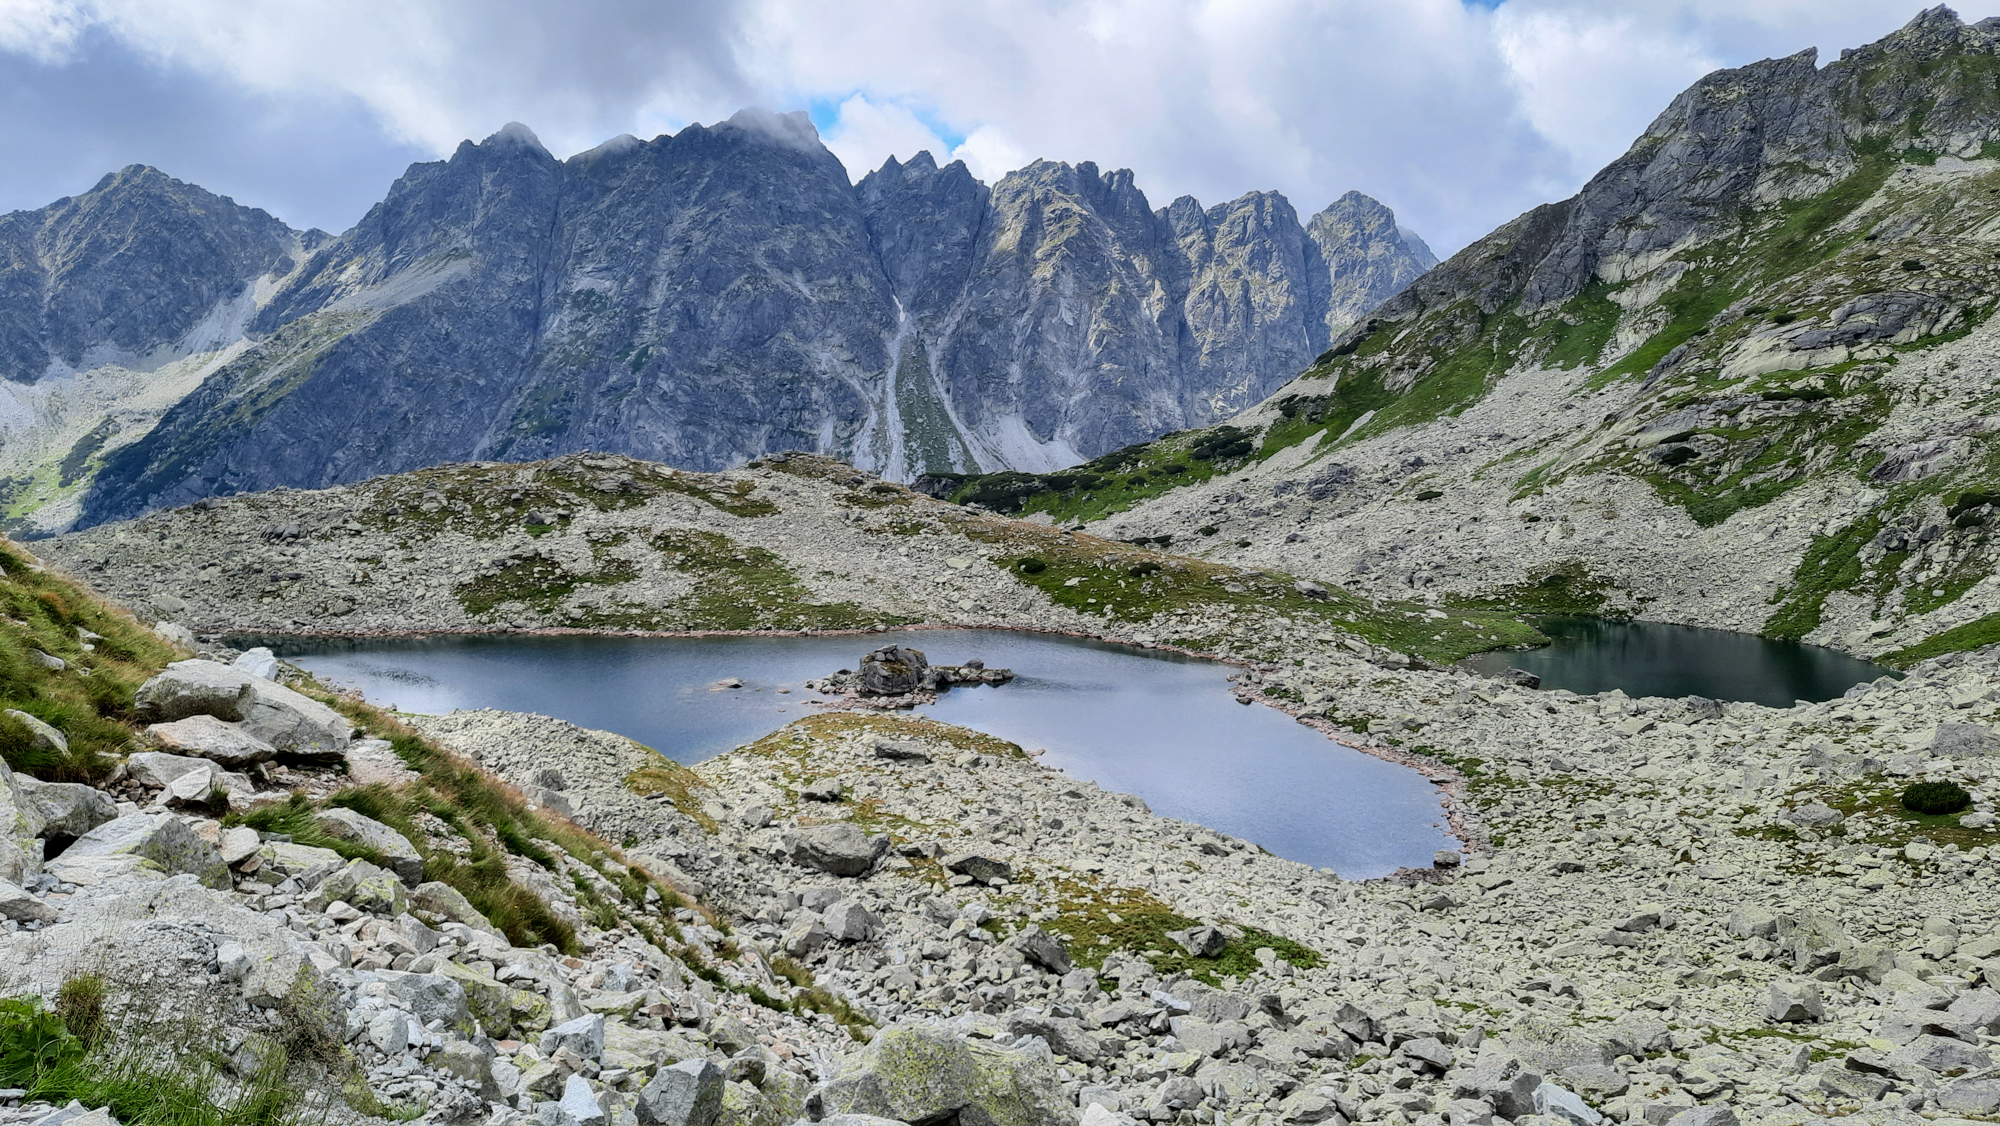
[819,94,953,179]
[3,0,1997,252]
[951,127,1029,185]
[0,0,85,61]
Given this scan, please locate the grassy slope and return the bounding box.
[934,142,2000,664]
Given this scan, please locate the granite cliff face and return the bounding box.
[0,113,1432,533]
[0,167,318,537]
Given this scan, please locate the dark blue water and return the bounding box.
[1461,616,1894,706]
[270,630,1456,878]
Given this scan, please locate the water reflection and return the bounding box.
[267,630,1456,878]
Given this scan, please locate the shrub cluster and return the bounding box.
[1902,780,1973,815]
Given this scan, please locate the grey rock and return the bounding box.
[823,899,881,942]
[308,857,407,915]
[1532,1080,1601,1126]
[12,777,115,842]
[787,823,888,877]
[1006,1010,1102,1063]
[540,1014,607,1062]
[1725,905,1778,939]
[636,1059,724,1126]
[1766,980,1824,1023]
[233,647,280,680]
[0,878,56,923]
[2,711,66,756]
[434,1038,501,1101]
[134,660,349,755]
[1451,1057,1542,1119]
[800,778,843,802]
[1012,925,1073,975]
[312,807,424,885]
[558,1073,607,1126]
[1783,803,1843,828]
[1169,924,1228,958]
[870,738,933,763]
[1937,1078,2000,1115]
[146,714,278,766]
[1931,722,1999,756]
[942,852,1012,883]
[1401,1036,1454,1072]
[858,646,929,697]
[55,812,230,888]
[162,768,215,809]
[1661,1108,1736,1126]
[1895,1033,1991,1074]
[125,751,215,789]
[1947,987,2000,1034]
[377,969,470,1027]
[812,1020,1069,1126]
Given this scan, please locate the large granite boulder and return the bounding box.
[134,660,349,756]
[13,777,117,843]
[812,1021,1073,1126]
[147,714,279,766]
[858,646,930,696]
[786,823,888,877]
[53,813,231,889]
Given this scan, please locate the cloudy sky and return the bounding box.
[0,0,1989,254]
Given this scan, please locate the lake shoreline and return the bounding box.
[272,623,1472,878]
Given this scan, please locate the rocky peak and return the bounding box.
[1307,190,1441,336]
[1826,6,2000,158]
[858,152,990,320]
[0,164,298,380]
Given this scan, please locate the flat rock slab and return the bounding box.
[147,714,278,766]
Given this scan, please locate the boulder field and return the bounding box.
[10,455,2000,1125]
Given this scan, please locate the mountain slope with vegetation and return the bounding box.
[992,7,2000,664]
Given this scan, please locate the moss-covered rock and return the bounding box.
[813,1021,1074,1126]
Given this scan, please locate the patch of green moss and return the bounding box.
[941,428,1257,524]
[1765,517,1882,640]
[1818,777,2000,850]
[454,551,638,619]
[1042,879,1320,985]
[959,519,1542,663]
[1454,562,1622,617]
[625,761,717,831]
[617,529,883,631]
[1884,610,2000,668]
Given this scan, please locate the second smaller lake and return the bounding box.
[1460,615,1895,706]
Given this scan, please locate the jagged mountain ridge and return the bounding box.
[1033,6,2000,664]
[0,114,1435,534]
[0,166,323,539]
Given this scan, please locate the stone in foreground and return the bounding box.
[636,1058,724,1126]
[147,714,278,766]
[1766,980,1824,1023]
[312,807,424,885]
[135,660,350,755]
[55,813,230,889]
[812,1021,1070,1126]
